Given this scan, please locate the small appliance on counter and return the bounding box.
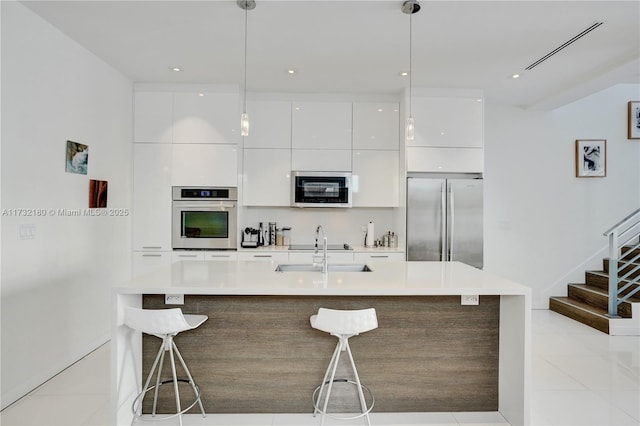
[241,227,260,248]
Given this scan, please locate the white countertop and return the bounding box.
[237,244,404,253]
[114,260,530,297]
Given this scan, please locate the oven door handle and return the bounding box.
[175,203,236,209]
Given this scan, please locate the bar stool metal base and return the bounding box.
[312,379,375,420]
[131,335,205,426]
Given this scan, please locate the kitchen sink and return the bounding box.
[275,263,372,272]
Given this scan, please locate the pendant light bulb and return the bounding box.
[241,112,250,136]
[406,116,415,141]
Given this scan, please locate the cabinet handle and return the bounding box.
[142,246,162,249]
[142,254,162,257]
[208,255,231,258]
[177,254,199,258]
[370,255,389,258]
[254,255,272,258]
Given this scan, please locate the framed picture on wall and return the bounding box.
[628,101,640,139]
[575,139,606,178]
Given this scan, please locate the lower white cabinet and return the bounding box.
[288,252,354,263]
[204,251,238,261]
[238,252,289,262]
[132,251,173,278]
[354,252,405,262]
[172,251,205,261]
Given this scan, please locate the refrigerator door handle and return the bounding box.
[448,184,455,261]
[441,181,447,261]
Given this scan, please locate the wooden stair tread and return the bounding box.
[549,297,609,333]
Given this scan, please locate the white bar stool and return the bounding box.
[124,307,207,426]
[310,307,378,426]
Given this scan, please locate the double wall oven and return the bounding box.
[172,187,237,250]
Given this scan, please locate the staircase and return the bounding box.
[549,245,640,334]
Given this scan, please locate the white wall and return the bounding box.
[484,84,640,309]
[0,2,133,408]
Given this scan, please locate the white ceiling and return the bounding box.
[21,0,640,109]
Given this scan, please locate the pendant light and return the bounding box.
[237,0,255,136]
[402,0,420,141]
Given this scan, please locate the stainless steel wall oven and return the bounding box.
[172,187,237,250]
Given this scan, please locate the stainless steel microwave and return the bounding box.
[291,171,352,208]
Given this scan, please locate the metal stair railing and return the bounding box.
[603,208,640,318]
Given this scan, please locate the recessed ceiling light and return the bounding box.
[171,67,182,72]
[511,73,520,79]
[400,71,409,77]
[198,93,205,97]
[377,108,383,112]
[287,69,296,75]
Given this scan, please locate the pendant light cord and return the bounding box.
[243,2,248,113]
[409,10,412,118]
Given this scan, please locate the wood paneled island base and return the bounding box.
[141,294,500,414]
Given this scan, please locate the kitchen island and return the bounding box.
[112,260,531,425]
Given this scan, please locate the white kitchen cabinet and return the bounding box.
[134,92,173,143]
[204,251,238,261]
[352,102,399,150]
[352,150,399,207]
[288,252,354,263]
[354,252,405,262]
[132,251,173,278]
[237,252,289,262]
[173,92,240,144]
[244,100,291,148]
[291,102,352,150]
[172,251,205,262]
[243,148,291,206]
[172,144,238,187]
[409,97,483,148]
[132,144,173,251]
[406,146,483,173]
[291,149,351,172]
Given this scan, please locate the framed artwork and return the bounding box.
[628,101,640,139]
[89,179,108,208]
[65,140,88,175]
[575,139,606,178]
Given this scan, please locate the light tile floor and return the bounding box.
[1,310,638,426]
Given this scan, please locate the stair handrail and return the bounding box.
[603,208,640,317]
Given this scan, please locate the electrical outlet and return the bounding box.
[165,294,184,305]
[461,295,479,305]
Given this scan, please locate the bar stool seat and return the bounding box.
[310,307,378,426]
[124,307,207,426]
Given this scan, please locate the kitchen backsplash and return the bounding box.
[241,207,401,248]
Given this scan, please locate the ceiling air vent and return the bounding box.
[525,21,604,70]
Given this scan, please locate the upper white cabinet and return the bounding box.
[352,150,399,207]
[244,100,291,148]
[409,97,483,148]
[352,102,399,150]
[243,148,291,206]
[406,146,483,173]
[132,143,173,251]
[172,144,238,187]
[134,92,173,143]
[291,102,352,150]
[173,92,240,144]
[291,149,351,172]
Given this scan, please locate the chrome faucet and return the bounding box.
[313,225,328,274]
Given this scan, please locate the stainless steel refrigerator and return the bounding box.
[407,174,483,268]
